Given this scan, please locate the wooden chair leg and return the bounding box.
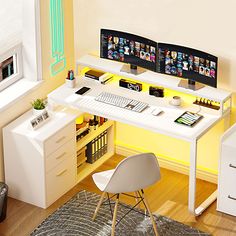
[141,190,159,236]
[135,191,140,209]
[111,194,119,236]
[92,191,106,221]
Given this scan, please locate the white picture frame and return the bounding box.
[30,110,50,130]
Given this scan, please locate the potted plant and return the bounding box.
[31,98,46,115]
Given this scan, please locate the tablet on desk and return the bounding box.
[174,111,203,127]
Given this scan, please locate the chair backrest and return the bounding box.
[104,153,161,193]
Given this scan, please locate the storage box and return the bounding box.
[77,146,87,167]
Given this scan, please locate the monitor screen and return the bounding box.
[157,43,218,88]
[100,29,158,72]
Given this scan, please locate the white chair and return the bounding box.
[92,153,161,236]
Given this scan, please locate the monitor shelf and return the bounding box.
[76,54,231,105]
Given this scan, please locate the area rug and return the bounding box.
[31,190,210,236]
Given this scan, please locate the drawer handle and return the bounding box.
[56,169,67,177]
[56,136,66,144]
[56,152,66,160]
[228,195,236,201]
[229,164,236,169]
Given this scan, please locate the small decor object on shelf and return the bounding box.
[170,96,182,106]
[193,97,220,110]
[31,98,47,116]
[30,110,50,130]
[65,70,76,88]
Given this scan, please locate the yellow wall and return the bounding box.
[73,0,236,176]
[0,0,74,181]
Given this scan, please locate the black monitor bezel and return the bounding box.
[100,29,158,72]
[157,43,218,88]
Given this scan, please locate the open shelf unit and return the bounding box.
[76,120,114,151]
[76,118,115,183]
[77,152,113,183]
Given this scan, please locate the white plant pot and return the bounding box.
[33,108,45,116]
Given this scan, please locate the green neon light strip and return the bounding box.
[50,0,66,76]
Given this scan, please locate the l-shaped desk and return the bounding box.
[48,55,232,216]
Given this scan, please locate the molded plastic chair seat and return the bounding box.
[92,153,161,236]
[92,169,115,191]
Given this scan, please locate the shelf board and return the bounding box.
[76,151,114,183]
[76,120,114,151]
[77,54,232,103]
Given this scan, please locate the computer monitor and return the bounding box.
[157,43,218,90]
[100,29,158,75]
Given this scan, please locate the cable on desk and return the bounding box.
[195,105,202,114]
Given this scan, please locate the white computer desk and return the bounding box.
[48,76,231,216]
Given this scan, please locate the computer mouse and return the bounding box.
[152,108,163,116]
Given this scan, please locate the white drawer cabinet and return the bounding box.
[46,157,76,206]
[217,123,236,216]
[3,108,82,208]
[46,139,75,173]
[44,122,75,156]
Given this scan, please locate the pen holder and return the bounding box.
[65,78,76,88]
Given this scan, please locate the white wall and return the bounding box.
[73,0,236,92]
[0,0,74,181]
[0,0,22,52]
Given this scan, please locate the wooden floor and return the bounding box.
[0,154,236,236]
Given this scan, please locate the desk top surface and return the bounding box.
[48,78,223,142]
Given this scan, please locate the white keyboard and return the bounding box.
[95,92,149,113]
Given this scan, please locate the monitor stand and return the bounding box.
[178,79,204,91]
[120,64,146,75]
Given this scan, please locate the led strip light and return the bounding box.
[50,0,66,75]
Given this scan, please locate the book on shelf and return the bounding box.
[85,69,112,84]
[85,69,104,80]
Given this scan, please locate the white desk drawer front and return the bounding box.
[46,158,76,206]
[44,122,75,156]
[218,187,236,216]
[221,145,236,163]
[45,139,75,173]
[220,146,236,179]
[218,142,236,216]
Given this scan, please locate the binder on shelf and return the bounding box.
[86,139,96,164]
[86,141,92,163]
[101,131,106,156]
[104,131,108,153]
[98,134,102,158]
[94,136,98,161]
[92,139,96,163]
[85,129,109,164]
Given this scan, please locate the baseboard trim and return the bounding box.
[115,145,217,184]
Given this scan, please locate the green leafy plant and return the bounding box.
[31,99,46,110]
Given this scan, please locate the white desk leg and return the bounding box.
[188,140,197,214]
[189,139,217,216]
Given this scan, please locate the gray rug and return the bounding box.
[31,191,210,236]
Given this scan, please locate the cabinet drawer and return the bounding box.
[218,187,236,216]
[46,139,76,173]
[44,122,75,156]
[218,145,236,216]
[46,158,76,207]
[221,145,236,165]
[220,145,236,181]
